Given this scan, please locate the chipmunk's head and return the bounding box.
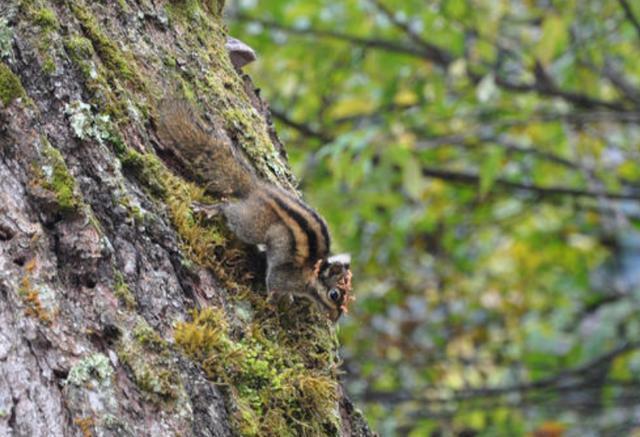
[308,254,354,322]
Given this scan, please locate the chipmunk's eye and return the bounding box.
[328,289,341,302]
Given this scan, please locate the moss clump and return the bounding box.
[64,36,95,65]
[119,149,168,198]
[164,178,228,266]
[70,4,142,88]
[175,307,341,436]
[165,0,203,22]
[132,320,167,352]
[42,144,82,215]
[34,8,59,30]
[20,4,61,76]
[118,320,183,401]
[166,0,224,22]
[42,57,56,74]
[70,5,130,77]
[0,62,25,106]
[163,54,177,68]
[63,36,130,119]
[113,271,136,309]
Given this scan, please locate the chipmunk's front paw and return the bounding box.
[191,201,222,220]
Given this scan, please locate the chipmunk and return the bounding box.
[157,100,353,321]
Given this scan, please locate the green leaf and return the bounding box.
[535,14,568,66]
[479,147,505,196]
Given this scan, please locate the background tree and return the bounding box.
[0,1,371,436]
[230,0,640,435]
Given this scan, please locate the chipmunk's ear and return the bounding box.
[327,253,351,268]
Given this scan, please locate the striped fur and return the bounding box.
[261,185,330,266]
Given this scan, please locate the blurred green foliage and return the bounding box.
[230,0,640,435]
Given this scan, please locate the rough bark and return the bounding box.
[0,1,372,435]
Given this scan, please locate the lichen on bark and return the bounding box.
[0,0,373,435]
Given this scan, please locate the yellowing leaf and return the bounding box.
[536,15,568,66]
[394,89,418,106]
[328,97,375,119]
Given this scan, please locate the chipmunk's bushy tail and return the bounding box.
[156,99,257,197]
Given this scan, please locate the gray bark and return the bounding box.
[0,0,372,436]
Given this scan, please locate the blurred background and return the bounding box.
[228,1,640,435]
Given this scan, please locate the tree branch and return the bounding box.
[494,73,628,112]
[367,0,453,67]
[420,166,640,201]
[269,107,332,142]
[618,0,640,40]
[360,341,640,405]
[234,14,432,59]
[415,133,583,171]
[236,13,632,112]
[266,107,640,201]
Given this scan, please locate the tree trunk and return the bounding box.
[0,1,372,435]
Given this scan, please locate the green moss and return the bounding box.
[116,145,229,271]
[163,54,177,68]
[63,39,124,117]
[67,353,113,386]
[113,271,136,309]
[42,144,81,215]
[42,57,56,74]
[133,320,167,352]
[165,0,203,22]
[70,4,142,89]
[116,0,130,12]
[119,149,168,198]
[0,62,25,106]
[20,4,61,76]
[118,194,145,224]
[34,8,59,29]
[204,0,225,16]
[166,0,225,21]
[65,36,95,64]
[118,320,182,401]
[178,76,197,103]
[175,307,341,436]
